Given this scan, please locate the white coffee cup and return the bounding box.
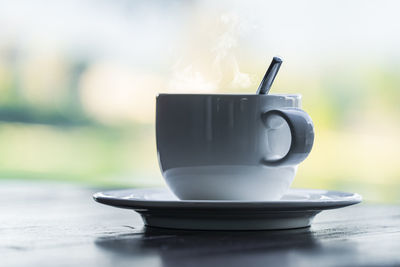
[156,94,314,200]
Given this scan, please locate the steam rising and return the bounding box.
[168,13,252,93]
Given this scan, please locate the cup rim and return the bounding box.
[157,93,301,98]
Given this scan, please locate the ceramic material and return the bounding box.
[93,188,362,230]
[156,94,314,200]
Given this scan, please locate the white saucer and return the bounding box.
[93,188,362,230]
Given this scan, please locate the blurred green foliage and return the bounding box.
[0,58,399,203]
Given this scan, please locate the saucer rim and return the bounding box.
[93,188,362,211]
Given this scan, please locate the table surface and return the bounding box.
[2,181,400,267]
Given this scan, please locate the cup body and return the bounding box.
[156,94,309,200]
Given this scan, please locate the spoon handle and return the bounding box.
[257,57,283,95]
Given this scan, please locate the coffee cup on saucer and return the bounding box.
[93,57,362,231]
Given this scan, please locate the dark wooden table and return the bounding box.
[2,181,400,267]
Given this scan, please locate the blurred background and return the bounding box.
[0,0,399,203]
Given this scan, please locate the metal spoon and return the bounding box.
[256,56,283,95]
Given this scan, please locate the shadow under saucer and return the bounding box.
[95,226,322,267]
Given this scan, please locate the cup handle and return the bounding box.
[260,108,314,167]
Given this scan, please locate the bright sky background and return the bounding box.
[1,0,400,67]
